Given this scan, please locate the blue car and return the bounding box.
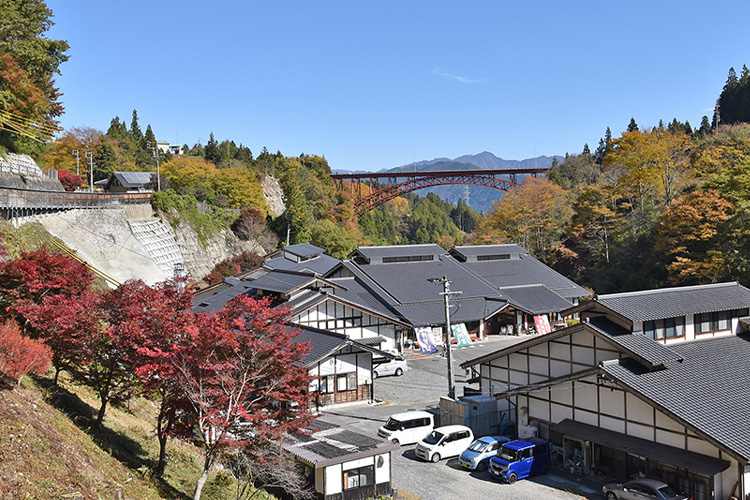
[488,438,552,484]
[457,435,510,472]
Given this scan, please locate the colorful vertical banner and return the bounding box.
[451,323,472,347]
[533,315,551,335]
[415,327,437,354]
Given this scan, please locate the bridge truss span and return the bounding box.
[330,168,549,214]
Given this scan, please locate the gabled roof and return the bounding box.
[595,282,750,321]
[451,245,590,300]
[450,244,526,261]
[281,242,325,259]
[293,324,394,366]
[111,171,154,188]
[349,244,446,264]
[264,244,340,275]
[460,318,682,370]
[601,334,750,462]
[498,284,575,315]
[394,297,507,328]
[345,251,500,305]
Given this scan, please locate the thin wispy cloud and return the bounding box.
[432,68,488,84]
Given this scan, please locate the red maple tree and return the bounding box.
[17,290,101,385]
[172,295,313,500]
[0,319,52,385]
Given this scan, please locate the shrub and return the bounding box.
[0,320,52,383]
[58,170,84,191]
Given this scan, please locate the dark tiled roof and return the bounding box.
[347,253,500,305]
[451,244,526,260]
[460,319,681,370]
[586,317,683,368]
[454,247,589,300]
[264,250,340,275]
[325,277,405,323]
[293,325,350,366]
[596,282,750,321]
[600,333,750,461]
[281,242,325,259]
[247,271,316,294]
[498,285,576,315]
[394,297,507,328]
[351,244,446,262]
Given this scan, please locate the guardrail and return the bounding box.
[0,187,152,219]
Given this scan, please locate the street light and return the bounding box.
[428,276,462,400]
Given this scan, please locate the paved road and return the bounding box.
[323,336,605,500]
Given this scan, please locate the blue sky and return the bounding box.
[46,1,750,172]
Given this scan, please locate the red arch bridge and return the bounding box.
[330,168,550,214]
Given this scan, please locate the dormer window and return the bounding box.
[382,255,435,264]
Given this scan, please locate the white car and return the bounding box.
[414,425,474,462]
[373,355,408,378]
[377,410,434,445]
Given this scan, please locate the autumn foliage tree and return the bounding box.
[656,190,735,285]
[0,319,51,385]
[57,169,83,191]
[172,295,313,500]
[0,249,96,332]
[17,290,101,385]
[472,177,571,261]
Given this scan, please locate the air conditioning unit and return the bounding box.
[518,424,538,439]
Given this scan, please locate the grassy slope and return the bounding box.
[0,374,254,500]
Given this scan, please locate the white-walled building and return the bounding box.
[283,417,398,500]
[461,282,750,500]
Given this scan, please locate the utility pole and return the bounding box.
[429,276,462,400]
[84,151,93,192]
[72,149,80,177]
[147,141,161,191]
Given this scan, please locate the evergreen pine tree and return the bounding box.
[594,127,612,164]
[582,143,591,156]
[204,132,220,165]
[627,118,639,132]
[130,109,144,144]
[144,124,157,151]
[699,115,712,135]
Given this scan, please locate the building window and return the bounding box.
[644,317,684,340]
[336,373,358,392]
[695,309,744,334]
[320,375,334,394]
[343,466,374,490]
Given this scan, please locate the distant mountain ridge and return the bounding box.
[331,152,562,214]
[389,151,561,172]
[388,152,562,213]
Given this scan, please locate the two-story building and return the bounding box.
[460,282,750,500]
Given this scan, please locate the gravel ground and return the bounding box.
[323,336,606,500]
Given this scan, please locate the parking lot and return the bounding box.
[323,336,605,500]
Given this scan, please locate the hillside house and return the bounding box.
[100,171,155,193]
[460,282,750,500]
[283,417,398,500]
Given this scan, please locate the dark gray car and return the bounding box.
[602,478,690,500]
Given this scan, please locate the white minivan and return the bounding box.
[377,410,434,445]
[414,425,474,463]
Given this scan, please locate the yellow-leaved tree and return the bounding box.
[472,176,571,260]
